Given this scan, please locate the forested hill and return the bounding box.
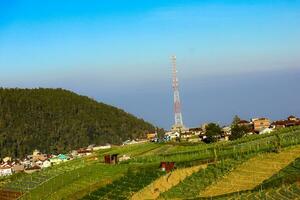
[0,88,155,158]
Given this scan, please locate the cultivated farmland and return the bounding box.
[1,127,300,200]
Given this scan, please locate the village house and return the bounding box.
[93,144,112,151]
[147,133,157,141]
[252,118,271,133]
[237,120,251,127]
[271,116,300,129]
[2,157,12,163]
[288,115,299,121]
[188,127,203,136]
[119,154,131,162]
[42,160,51,168]
[165,131,180,140]
[180,131,193,139]
[122,139,139,145]
[259,127,274,134]
[12,163,25,173]
[77,149,93,156]
[221,126,231,141]
[0,166,13,176]
[50,157,63,165]
[24,166,41,174]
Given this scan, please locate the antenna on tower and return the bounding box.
[171,55,185,132]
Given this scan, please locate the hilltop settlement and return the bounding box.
[1,115,299,177]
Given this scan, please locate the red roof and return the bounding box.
[238,120,250,124]
[271,120,298,126]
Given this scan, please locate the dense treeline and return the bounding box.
[0,88,155,158]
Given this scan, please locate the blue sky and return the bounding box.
[1,0,300,128]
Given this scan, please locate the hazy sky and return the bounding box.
[1,0,300,129]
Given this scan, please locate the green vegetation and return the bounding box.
[199,146,300,197]
[205,157,300,199]
[0,88,155,158]
[1,127,300,200]
[203,123,222,143]
[160,157,249,199]
[81,164,164,200]
[230,124,251,140]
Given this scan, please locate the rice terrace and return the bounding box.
[0,127,300,199]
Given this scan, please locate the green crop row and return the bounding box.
[160,156,251,199]
[21,163,127,200]
[129,128,300,164]
[81,164,165,200]
[189,147,300,199]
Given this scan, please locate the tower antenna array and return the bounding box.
[171,55,185,131]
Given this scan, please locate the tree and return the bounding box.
[232,115,241,126]
[229,115,250,140]
[0,88,156,158]
[203,123,222,143]
[230,125,250,140]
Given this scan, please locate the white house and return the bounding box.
[259,128,274,135]
[42,160,51,168]
[119,155,131,162]
[93,144,112,151]
[165,131,180,139]
[0,167,13,176]
[50,157,63,165]
[2,157,11,163]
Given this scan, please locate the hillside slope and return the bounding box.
[0,88,155,158]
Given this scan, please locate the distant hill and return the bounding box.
[0,88,155,158]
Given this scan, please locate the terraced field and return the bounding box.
[199,145,300,198]
[1,127,300,200]
[132,164,207,200]
[159,157,249,199]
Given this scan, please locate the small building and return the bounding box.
[12,164,25,173]
[147,133,157,141]
[35,160,44,168]
[42,160,51,168]
[57,154,69,161]
[122,140,138,145]
[237,120,252,128]
[180,132,193,139]
[24,166,41,174]
[0,167,12,176]
[165,131,180,140]
[104,154,118,164]
[288,115,298,121]
[93,144,112,151]
[252,118,270,132]
[160,162,175,172]
[77,149,93,156]
[259,128,274,135]
[50,157,63,165]
[188,127,203,136]
[222,126,231,136]
[271,116,300,129]
[119,155,131,162]
[2,157,12,163]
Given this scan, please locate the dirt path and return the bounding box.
[199,146,300,197]
[131,164,207,200]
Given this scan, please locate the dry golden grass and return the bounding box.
[199,145,300,198]
[131,164,207,200]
